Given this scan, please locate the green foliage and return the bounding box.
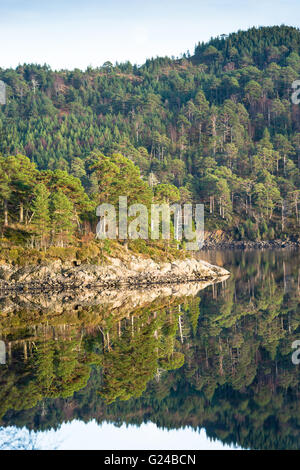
[51,189,75,244]
[31,183,50,244]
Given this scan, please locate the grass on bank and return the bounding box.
[0,226,188,267]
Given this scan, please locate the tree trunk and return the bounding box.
[295,192,299,225]
[19,202,24,224]
[4,199,8,226]
[281,200,285,232]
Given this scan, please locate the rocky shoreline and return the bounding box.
[202,239,300,250]
[0,256,230,293]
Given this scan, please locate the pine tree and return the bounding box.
[31,183,50,248]
[51,190,74,246]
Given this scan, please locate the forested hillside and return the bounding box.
[0,25,300,241]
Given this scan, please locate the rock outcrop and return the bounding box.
[0,256,230,293]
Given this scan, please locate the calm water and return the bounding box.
[0,249,300,450]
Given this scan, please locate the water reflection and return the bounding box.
[0,422,238,450]
[0,249,300,450]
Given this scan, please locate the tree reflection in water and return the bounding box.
[0,249,300,450]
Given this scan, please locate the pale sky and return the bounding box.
[0,0,299,70]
